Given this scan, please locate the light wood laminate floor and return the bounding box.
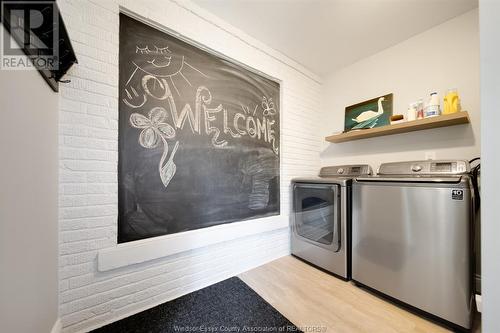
[239,256,480,333]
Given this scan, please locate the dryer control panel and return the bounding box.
[319,164,372,177]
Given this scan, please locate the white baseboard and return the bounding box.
[50,318,62,333]
[475,294,482,313]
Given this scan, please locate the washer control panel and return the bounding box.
[378,160,470,176]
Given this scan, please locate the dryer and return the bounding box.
[291,165,372,279]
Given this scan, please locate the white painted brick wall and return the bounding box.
[58,0,322,331]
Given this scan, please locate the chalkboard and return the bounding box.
[118,14,280,243]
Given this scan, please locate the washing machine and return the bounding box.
[291,165,372,280]
[352,160,473,330]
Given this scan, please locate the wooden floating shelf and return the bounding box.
[325,111,470,143]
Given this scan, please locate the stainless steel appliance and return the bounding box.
[291,165,372,279]
[352,160,473,330]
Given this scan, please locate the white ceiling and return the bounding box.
[192,0,478,77]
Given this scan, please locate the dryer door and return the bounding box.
[293,183,341,252]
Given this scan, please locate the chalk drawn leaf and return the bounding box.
[130,113,151,128]
[157,123,176,139]
[139,127,160,148]
[159,141,179,187]
[149,106,167,125]
[160,162,176,187]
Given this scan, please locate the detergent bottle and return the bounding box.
[425,92,441,117]
[443,88,461,114]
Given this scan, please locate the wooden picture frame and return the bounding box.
[344,93,393,132]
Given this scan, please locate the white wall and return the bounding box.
[0,26,59,333]
[479,0,500,331]
[56,0,322,332]
[320,9,479,169]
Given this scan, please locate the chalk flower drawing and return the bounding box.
[262,96,276,116]
[130,107,180,187]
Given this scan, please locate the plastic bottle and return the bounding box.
[443,88,461,114]
[407,103,417,121]
[425,92,441,117]
[416,99,424,119]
